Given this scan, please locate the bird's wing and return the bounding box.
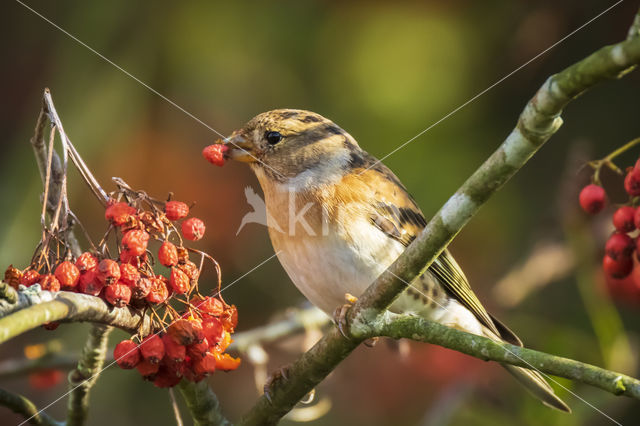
[350,151,500,337]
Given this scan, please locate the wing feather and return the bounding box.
[350,152,499,335]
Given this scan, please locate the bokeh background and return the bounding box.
[2,1,640,425]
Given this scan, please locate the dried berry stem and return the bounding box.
[590,136,640,184]
[240,8,640,425]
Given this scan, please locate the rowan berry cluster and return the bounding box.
[5,197,208,308]
[4,178,241,386]
[580,151,640,303]
[114,299,240,387]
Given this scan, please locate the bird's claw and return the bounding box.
[264,364,292,404]
[333,293,357,339]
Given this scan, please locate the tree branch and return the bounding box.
[361,313,640,399]
[177,380,231,426]
[66,324,112,426]
[0,288,153,344]
[240,9,640,425]
[0,388,64,426]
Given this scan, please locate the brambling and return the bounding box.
[224,109,569,412]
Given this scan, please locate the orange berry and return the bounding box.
[105,202,136,226]
[181,218,205,241]
[54,261,80,288]
[169,267,190,294]
[122,229,149,257]
[75,252,98,273]
[164,201,189,221]
[158,241,179,267]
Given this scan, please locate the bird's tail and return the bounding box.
[501,364,571,412]
[480,315,570,413]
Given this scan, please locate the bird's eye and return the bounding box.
[265,131,282,145]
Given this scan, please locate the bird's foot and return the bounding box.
[264,364,292,404]
[363,337,379,347]
[333,293,358,339]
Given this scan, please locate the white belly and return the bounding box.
[271,216,405,315]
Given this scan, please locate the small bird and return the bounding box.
[224,109,570,412]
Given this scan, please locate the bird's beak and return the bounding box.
[224,132,256,163]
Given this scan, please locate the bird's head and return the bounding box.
[224,109,360,182]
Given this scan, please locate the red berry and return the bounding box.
[181,218,206,241]
[96,259,120,285]
[162,334,186,363]
[158,241,179,267]
[605,261,640,305]
[146,277,169,304]
[605,233,634,260]
[54,261,80,288]
[78,271,104,296]
[43,322,59,331]
[105,202,136,226]
[20,269,40,287]
[136,358,160,378]
[192,352,217,375]
[122,229,150,257]
[187,338,209,360]
[579,184,606,214]
[114,340,141,369]
[168,319,198,346]
[140,334,165,364]
[202,317,224,346]
[131,276,152,299]
[169,267,190,294]
[29,369,63,389]
[613,206,637,232]
[39,274,60,292]
[202,144,228,167]
[153,366,182,388]
[624,168,640,196]
[192,296,224,317]
[165,201,189,221]
[75,252,98,273]
[119,263,140,286]
[104,282,131,307]
[603,255,633,279]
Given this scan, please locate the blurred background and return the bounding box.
[1,0,640,425]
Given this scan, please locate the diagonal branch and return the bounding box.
[240,8,640,425]
[0,388,64,426]
[362,313,640,399]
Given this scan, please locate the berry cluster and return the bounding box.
[5,198,207,308]
[114,297,240,387]
[4,179,241,387]
[580,155,640,303]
